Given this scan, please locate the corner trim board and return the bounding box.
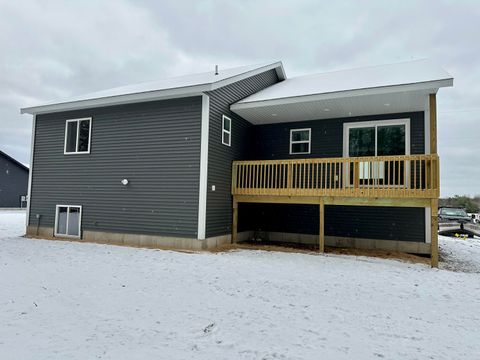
[197,94,210,239]
[424,95,431,154]
[26,115,36,228]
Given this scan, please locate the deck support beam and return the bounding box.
[429,93,439,268]
[234,195,431,208]
[232,198,238,244]
[319,198,325,253]
[430,198,439,267]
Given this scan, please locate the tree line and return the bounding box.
[439,195,480,213]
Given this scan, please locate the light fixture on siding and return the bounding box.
[121,179,129,186]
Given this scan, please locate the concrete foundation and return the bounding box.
[26,226,253,251]
[25,226,429,255]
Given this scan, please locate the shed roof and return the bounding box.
[233,59,453,107]
[0,150,29,171]
[21,61,285,115]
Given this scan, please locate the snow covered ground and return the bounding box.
[1,210,479,359]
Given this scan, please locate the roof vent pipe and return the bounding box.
[215,65,219,75]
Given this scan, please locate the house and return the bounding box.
[0,150,29,208]
[21,59,453,267]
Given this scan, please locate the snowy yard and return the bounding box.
[1,210,479,360]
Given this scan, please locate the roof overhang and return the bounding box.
[20,89,206,115]
[231,79,453,125]
[21,62,286,115]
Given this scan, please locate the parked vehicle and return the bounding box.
[438,207,480,238]
[468,213,480,224]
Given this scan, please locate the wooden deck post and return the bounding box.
[429,93,439,268]
[232,197,238,244]
[430,198,439,268]
[319,198,325,253]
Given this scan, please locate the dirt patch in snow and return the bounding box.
[215,240,430,265]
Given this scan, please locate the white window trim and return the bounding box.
[54,205,82,238]
[343,118,411,157]
[290,128,311,155]
[222,115,231,147]
[64,117,92,155]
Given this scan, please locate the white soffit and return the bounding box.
[232,89,435,125]
[231,59,453,124]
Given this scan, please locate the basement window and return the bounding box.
[55,205,82,238]
[222,115,231,146]
[290,128,311,154]
[64,118,92,154]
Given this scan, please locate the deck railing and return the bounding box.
[232,154,439,198]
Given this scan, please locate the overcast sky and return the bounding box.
[0,0,478,196]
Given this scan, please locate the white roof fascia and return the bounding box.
[21,62,285,115]
[21,88,207,115]
[210,61,285,91]
[231,78,453,111]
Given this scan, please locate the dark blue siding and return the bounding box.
[0,152,29,207]
[239,203,425,242]
[253,112,424,159]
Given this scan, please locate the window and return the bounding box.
[222,115,231,146]
[64,118,92,154]
[344,119,410,185]
[345,119,409,157]
[55,205,82,237]
[290,128,311,154]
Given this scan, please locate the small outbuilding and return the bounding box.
[0,150,29,208]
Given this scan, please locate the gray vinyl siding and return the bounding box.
[205,69,280,237]
[0,154,28,207]
[240,112,426,242]
[29,97,202,237]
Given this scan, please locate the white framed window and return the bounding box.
[343,118,410,185]
[290,128,311,154]
[54,205,82,238]
[64,118,92,154]
[222,115,231,146]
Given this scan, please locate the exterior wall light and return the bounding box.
[121,179,129,186]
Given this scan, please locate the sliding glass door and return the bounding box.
[345,119,409,187]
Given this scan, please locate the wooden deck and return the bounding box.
[232,154,439,199]
[231,154,440,267]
